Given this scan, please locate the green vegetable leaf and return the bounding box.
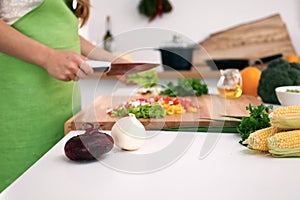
[126,69,158,88]
[160,78,209,97]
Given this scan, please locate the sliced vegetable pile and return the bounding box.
[107,96,198,118]
[286,89,300,93]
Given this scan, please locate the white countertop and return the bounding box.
[1,131,300,200]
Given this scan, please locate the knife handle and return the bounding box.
[254,53,283,65]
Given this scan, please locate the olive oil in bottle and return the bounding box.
[103,15,113,52]
[217,69,243,98]
[217,84,243,98]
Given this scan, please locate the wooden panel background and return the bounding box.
[193,14,296,66]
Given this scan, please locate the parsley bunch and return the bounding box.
[237,104,273,143]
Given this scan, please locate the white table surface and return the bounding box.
[1,130,300,200]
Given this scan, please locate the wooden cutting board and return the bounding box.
[193,14,296,67]
[64,95,262,134]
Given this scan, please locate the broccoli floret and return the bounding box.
[290,62,300,71]
[258,59,300,104]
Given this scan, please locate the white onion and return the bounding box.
[111,114,146,151]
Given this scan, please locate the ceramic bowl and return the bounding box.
[275,86,300,106]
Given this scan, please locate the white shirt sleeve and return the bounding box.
[0,0,44,25]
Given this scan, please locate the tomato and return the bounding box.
[173,98,180,105]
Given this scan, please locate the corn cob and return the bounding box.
[270,105,300,130]
[243,127,277,151]
[268,129,300,157]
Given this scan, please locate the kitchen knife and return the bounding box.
[84,60,159,76]
[206,53,283,70]
[85,60,111,73]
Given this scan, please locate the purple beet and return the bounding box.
[64,129,114,161]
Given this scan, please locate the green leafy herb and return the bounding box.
[160,78,208,97]
[126,69,158,88]
[237,104,273,143]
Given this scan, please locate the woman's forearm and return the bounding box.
[0,20,93,81]
[79,36,118,62]
[0,19,53,68]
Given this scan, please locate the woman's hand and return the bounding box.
[0,20,94,82]
[43,49,94,81]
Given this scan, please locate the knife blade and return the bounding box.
[85,60,111,73]
[84,60,159,76]
[206,53,283,70]
[107,63,159,76]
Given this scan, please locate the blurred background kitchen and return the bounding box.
[78,0,300,108]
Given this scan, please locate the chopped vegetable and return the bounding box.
[162,104,185,115]
[129,102,166,118]
[148,103,167,118]
[109,102,166,119]
[286,89,300,93]
[160,78,208,97]
[107,97,197,118]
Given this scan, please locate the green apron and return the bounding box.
[0,0,81,192]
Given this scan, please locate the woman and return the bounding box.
[0,0,117,192]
